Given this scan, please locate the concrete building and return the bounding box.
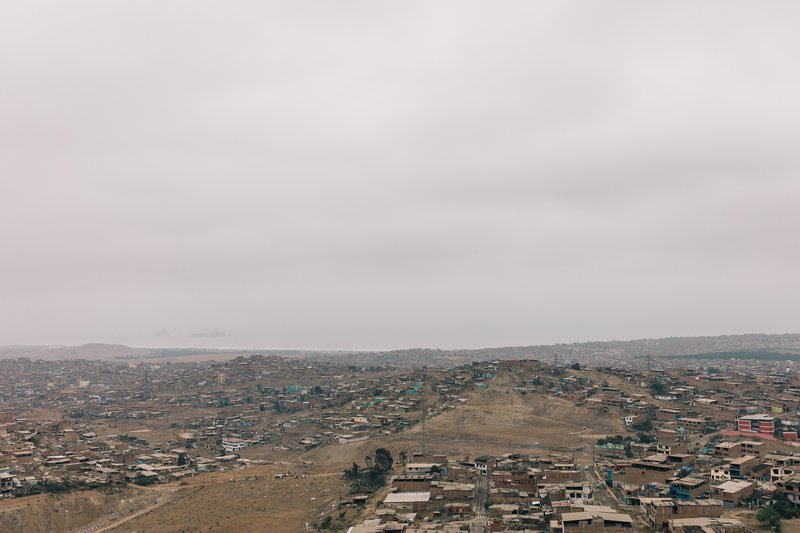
[728,455,758,479]
[737,414,775,435]
[669,477,707,501]
[675,417,709,432]
[711,480,755,509]
[551,511,634,532]
[383,491,431,512]
[777,474,800,505]
[641,499,723,531]
[740,440,764,456]
[624,460,674,484]
[712,442,741,458]
[221,437,247,453]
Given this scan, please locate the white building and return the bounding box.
[710,467,730,481]
[222,437,247,453]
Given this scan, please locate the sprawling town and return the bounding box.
[2,348,800,532]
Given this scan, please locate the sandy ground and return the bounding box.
[96,464,344,533]
[0,487,159,532]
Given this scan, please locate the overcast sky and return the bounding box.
[1,2,799,349]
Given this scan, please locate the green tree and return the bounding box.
[398,450,408,465]
[374,448,393,472]
[649,380,668,395]
[570,363,581,370]
[757,505,782,531]
[624,443,634,458]
[343,462,360,480]
[772,496,799,519]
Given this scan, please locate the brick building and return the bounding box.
[641,499,723,531]
[551,511,634,532]
[711,480,755,509]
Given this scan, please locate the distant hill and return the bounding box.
[0,343,149,360]
[0,343,263,362]
[299,333,800,367]
[65,343,143,357]
[675,350,800,362]
[3,333,800,364]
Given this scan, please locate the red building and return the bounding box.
[736,414,775,435]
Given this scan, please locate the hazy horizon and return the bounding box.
[3,2,800,349]
[3,330,800,355]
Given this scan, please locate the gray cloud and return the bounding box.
[1,2,799,349]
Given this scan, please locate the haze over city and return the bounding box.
[2,1,800,349]
[7,4,800,533]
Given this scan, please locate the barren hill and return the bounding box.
[317,332,800,367]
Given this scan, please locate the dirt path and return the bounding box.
[77,469,345,533]
[78,488,176,533]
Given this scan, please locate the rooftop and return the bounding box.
[729,455,758,465]
[738,414,774,421]
[384,492,431,504]
[561,511,632,524]
[715,480,754,493]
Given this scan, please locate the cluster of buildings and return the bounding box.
[0,413,247,494]
[0,354,472,498]
[545,361,800,530]
[345,357,800,532]
[347,452,604,532]
[345,450,753,532]
[7,351,800,531]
